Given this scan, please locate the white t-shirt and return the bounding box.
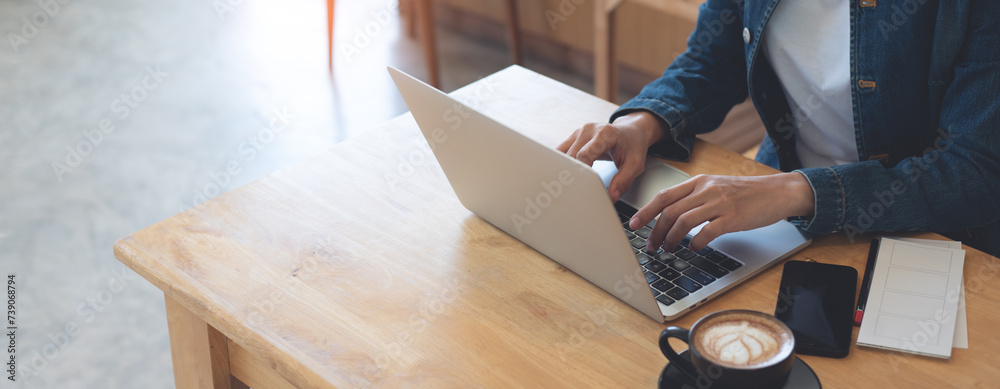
[763,0,859,168]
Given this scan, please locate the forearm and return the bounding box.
[794,141,1000,237]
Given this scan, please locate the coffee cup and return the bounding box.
[658,310,795,389]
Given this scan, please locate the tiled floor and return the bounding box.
[0,0,590,387]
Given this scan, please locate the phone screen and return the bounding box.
[774,261,858,358]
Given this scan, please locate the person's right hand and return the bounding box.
[557,111,666,202]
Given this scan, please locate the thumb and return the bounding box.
[609,158,643,202]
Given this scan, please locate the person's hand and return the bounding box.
[628,173,815,252]
[557,111,666,202]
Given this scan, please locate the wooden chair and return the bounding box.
[327,0,335,72]
[593,0,701,101]
[593,0,765,155]
[327,0,522,89]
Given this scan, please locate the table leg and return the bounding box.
[165,294,235,389]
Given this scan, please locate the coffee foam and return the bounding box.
[692,313,793,368]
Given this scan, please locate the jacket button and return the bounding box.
[743,27,751,44]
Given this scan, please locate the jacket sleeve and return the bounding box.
[609,0,749,161]
[794,0,1000,236]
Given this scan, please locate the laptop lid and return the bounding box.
[388,67,667,321]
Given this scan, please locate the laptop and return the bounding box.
[388,67,811,322]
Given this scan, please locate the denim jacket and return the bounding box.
[611,0,1000,256]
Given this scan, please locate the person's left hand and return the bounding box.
[628,173,816,252]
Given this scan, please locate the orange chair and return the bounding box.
[327,0,335,72]
[328,0,522,89]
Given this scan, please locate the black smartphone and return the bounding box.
[774,260,858,358]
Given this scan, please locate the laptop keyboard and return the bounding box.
[615,202,744,307]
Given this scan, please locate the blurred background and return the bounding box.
[0,0,764,387]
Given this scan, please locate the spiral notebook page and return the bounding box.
[856,237,965,359]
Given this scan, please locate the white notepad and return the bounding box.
[893,237,968,349]
[856,237,965,358]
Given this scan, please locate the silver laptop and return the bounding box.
[388,67,811,322]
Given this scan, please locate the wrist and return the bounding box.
[612,111,667,147]
[780,172,816,218]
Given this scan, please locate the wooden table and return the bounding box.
[115,66,1000,388]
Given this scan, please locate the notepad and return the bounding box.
[893,237,968,349]
[856,237,965,359]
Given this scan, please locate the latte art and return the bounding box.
[693,314,793,368]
